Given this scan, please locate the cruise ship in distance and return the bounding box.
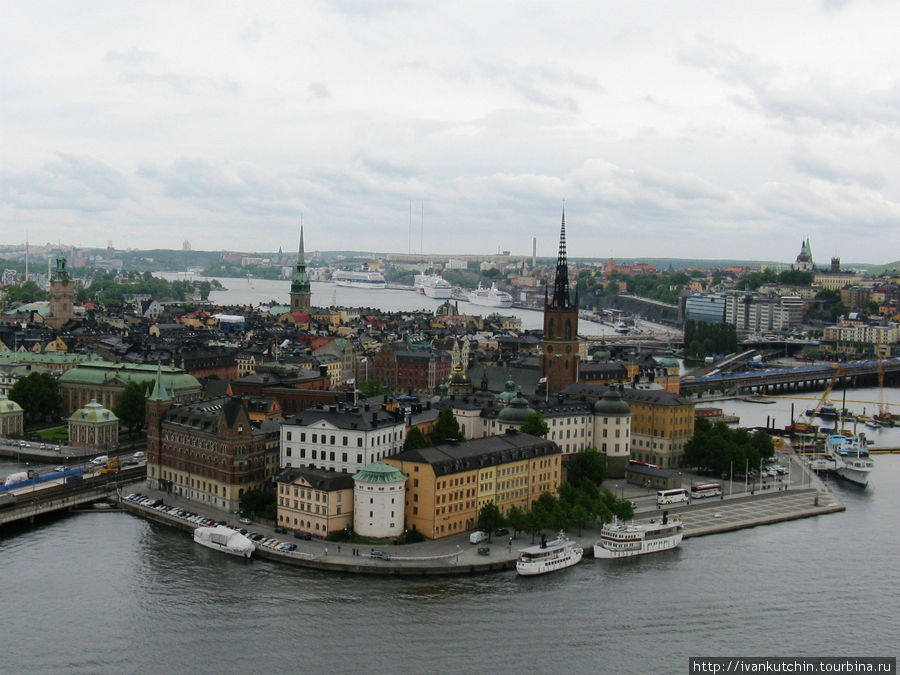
[413,273,452,299]
[467,282,513,308]
[332,270,386,289]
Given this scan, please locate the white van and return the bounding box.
[469,531,487,545]
[656,488,689,506]
[91,455,109,466]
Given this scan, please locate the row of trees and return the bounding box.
[477,449,633,541]
[683,319,739,359]
[682,418,775,477]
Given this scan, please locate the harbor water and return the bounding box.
[1,455,896,673]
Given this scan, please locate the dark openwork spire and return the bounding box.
[551,205,571,308]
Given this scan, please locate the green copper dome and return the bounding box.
[353,461,407,484]
[70,399,118,423]
[496,391,534,424]
[0,394,23,414]
[593,389,631,416]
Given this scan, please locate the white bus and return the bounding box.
[690,483,722,499]
[656,488,689,506]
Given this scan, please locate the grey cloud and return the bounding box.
[242,18,262,43]
[821,0,852,11]
[329,0,414,19]
[308,81,330,99]
[1,154,131,212]
[357,155,421,180]
[472,61,600,113]
[790,152,885,189]
[680,41,900,128]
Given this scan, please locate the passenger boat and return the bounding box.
[593,512,683,559]
[332,270,386,288]
[194,525,255,559]
[516,533,583,576]
[825,434,874,487]
[467,282,513,308]
[413,273,452,299]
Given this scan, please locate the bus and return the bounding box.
[690,483,722,499]
[656,488,689,506]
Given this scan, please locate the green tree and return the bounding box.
[506,505,527,539]
[520,411,549,437]
[9,372,61,422]
[4,281,47,304]
[430,408,464,445]
[113,380,153,440]
[477,502,505,542]
[357,378,389,398]
[240,488,276,520]
[565,448,607,489]
[402,426,430,451]
[570,504,591,536]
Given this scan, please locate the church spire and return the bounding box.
[298,220,306,267]
[290,218,312,310]
[551,204,571,308]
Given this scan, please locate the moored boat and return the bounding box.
[194,525,255,559]
[516,533,583,576]
[333,270,386,288]
[825,434,874,487]
[413,273,452,299]
[468,282,513,308]
[593,512,683,559]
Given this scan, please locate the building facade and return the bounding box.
[280,402,406,475]
[68,399,119,449]
[289,226,311,311]
[276,466,354,536]
[352,462,407,538]
[386,431,561,539]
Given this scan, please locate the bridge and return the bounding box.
[0,466,145,527]
[680,358,900,396]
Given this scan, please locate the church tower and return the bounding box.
[146,362,174,491]
[47,253,74,330]
[290,224,311,311]
[540,207,579,394]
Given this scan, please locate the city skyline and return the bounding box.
[3,2,899,263]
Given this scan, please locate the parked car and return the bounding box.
[369,550,389,559]
[294,531,312,540]
[493,528,510,537]
[469,531,487,545]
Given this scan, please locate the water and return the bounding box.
[158,274,620,336]
[1,457,897,673]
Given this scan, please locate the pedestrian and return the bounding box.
[337,545,341,553]
[325,546,328,555]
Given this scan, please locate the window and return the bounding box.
[286,431,292,440]
[312,434,317,443]
[343,436,348,446]
[301,433,306,442]
[286,448,291,457]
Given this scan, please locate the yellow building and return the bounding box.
[386,431,561,539]
[625,388,695,469]
[276,467,354,536]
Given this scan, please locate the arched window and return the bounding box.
[565,320,572,340]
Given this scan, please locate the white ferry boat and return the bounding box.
[467,282,513,308]
[333,270,386,289]
[413,273,452,299]
[593,512,683,559]
[516,533,583,576]
[825,434,874,487]
[194,525,255,559]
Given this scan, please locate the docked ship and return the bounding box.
[593,512,684,559]
[193,525,255,559]
[467,282,513,309]
[413,273,452,299]
[332,270,387,289]
[825,434,874,487]
[516,533,583,576]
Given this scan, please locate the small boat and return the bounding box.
[194,525,255,559]
[825,434,874,487]
[864,419,880,430]
[593,511,684,559]
[516,532,583,576]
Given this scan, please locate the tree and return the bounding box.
[113,380,153,440]
[240,488,276,520]
[565,448,607,489]
[476,502,505,541]
[402,427,430,451]
[9,372,61,422]
[520,411,549,437]
[430,408,464,445]
[570,504,591,536]
[506,505,526,539]
[357,379,389,398]
[4,281,46,304]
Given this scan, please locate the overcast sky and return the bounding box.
[2,1,899,264]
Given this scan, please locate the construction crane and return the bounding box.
[874,359,897,425]
[805,364,843,420]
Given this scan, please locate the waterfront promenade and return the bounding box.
[118,450,843,576]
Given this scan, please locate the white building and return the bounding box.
[280,402,406,475]
[353,462,407,538]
